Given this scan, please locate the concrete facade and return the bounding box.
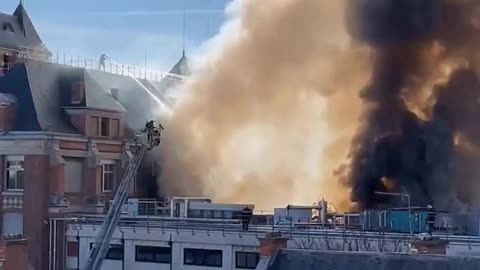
[268,249,480,270]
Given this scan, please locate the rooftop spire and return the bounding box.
[13,1,43,43]
[182,5,186,56]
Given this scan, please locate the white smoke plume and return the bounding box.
[158,0,370,210]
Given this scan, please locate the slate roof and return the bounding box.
[0,51,185,135]
[84,72,126,112]
[0,62,77,132]
[268,249,480,270]
[0,3,47,50]
[0,61,128,133]
[150,77,183,104]
[169,51,191,76]
[138,78,174,108]
[24,62,78,133]
[0,63,42,131]
[86,69,170,132]
[140,53,190,106]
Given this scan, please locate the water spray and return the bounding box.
[108,58,177,115]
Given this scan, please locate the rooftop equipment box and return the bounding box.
[274,207,311,225]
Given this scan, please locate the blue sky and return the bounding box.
[3,0,230,70]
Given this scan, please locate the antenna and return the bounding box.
[207,15,211,36]
[182,4,186,57]
[144,48,147,79]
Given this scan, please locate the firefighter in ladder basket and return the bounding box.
[142,120,164,150]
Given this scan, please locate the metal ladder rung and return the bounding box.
[85,147,146,270]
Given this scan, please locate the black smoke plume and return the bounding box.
[344,0,480,210]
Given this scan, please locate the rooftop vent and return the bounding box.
[2,23,14,32]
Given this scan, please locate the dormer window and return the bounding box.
[71,81,84,104]
[2,23,14,32]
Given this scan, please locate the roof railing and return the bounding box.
[5,45,186,82]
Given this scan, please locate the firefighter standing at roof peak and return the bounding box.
[98,53,109,70]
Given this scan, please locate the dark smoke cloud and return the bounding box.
[344,0,480,210]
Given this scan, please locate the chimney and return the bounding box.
[258,232,288,257]
[0,93,16,132]
[110,88,119,100]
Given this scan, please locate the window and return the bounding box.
[90,243,123,260]
[101,117,110,136]
[64,158,82,193]
[71,82,84,104]
[204,210,213,218]
[106,244,124,260]
[5,156,24,191]
[213,210,223,219]
[2,23,13,32]
[188,209,202,218]
[2,212,23,236]
[236,252,260,269]
[184,248,222,267]
[67,241,79,257]
[111,119,119,137]
[102,162,115,192]
[135,246,171,263]
[90,116,99,136]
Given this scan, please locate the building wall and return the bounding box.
[82,163,100,199]
[4,239,29,270]
[67,225,260,270]
[84,110,125,139]
[446,242,480,257]
[0,134,131,270]
[65,223,480,270]
[50,163,65,196]
[70,113,86,135]
[23,155,50,270]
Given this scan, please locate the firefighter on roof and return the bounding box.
[98,53,109,70]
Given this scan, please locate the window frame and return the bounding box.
[5,155,24,191]
[71,81,84,104]
[63,158,82,194]
[2,212,23,236]
[135,245,172,264]
[90,243,123,261]
[183,248,223,268]
[110,118,120,137]
[105,244,124,261]
[235,251,260,269]
[100,117,110,137]
[90,116,99,136]
[101,161,115,193]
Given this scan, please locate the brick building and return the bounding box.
[0,3,187,270]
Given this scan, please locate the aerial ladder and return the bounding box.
[84,120,164,270]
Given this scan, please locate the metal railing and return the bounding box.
[5,44,186,82]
